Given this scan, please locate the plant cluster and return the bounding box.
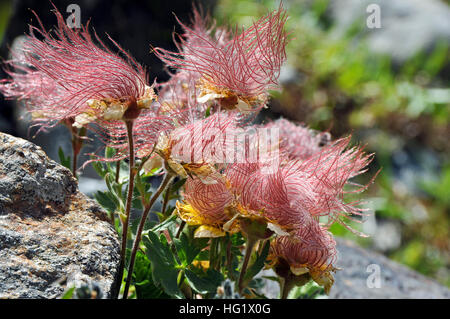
[0,4,376,298]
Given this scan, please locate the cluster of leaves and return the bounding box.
[59,146,317,299]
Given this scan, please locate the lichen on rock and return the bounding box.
[0,132,120,298]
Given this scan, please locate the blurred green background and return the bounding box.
[0,1,12,43]
[214,0,450,287]
[0,0,448,288]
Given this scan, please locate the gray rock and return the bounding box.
[259,237,450,299]
[0,132,120,299]
[329,238,450,298]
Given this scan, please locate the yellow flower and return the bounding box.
[192,260,210,271]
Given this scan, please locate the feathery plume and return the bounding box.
[154,5,288,113]
[0,5,155,130]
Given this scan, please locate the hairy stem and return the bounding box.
[116,120,135,299]
[175,220,186,239]
[280,276,295,299]
[115,160,121,183]
[123,172,174,299]
[237,236,258,294]
[72,147,78,177]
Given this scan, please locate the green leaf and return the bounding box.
[133,250,171,299]
[288,280,326,299]
[143,231,183,298]
[173,233,208,266]
[184,269,223,294]
[94,191,117,213]
[91,159,107,178]
[132,196,144,210]
[231,232,246,246]
[151,213,177,233]
[60,286,75,299]
[243,240,270,284]
[58,147,71,170]
[105,146,117,159]
[170,178,187,194]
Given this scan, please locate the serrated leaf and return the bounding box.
[184,269,223,294]
[133,250,171,299]
[151,214,177,233]
[143,232,182,298]
[94,191,117,213]
[173,233,208,266]
[91,158,107,178]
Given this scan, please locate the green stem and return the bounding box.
[237,236,258,294]
[280,276,295,299]
[214,237,226,272]
[226,237,235,280]
[115,120,135,299]
[209,238,218,270]
[161,178,173,218]
[122,172,174,299]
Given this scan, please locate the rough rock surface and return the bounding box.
[0,132,120,298]
[329,238,450,299]
[260,238,450,299]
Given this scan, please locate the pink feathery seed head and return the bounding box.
[87,108,176,163]
[169,111,240,164]
[263,118,330,161]
[293,136,377,236]
[262,163,317,227]
[156,70,209,125]
[224,134,376,235]
[270,223,337,273]
[153,5,288,111]
[224,162,260,197]
[0,59,70,128]
[0,5,150,128]
[225,161,317,231]
[182,175,234,225]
